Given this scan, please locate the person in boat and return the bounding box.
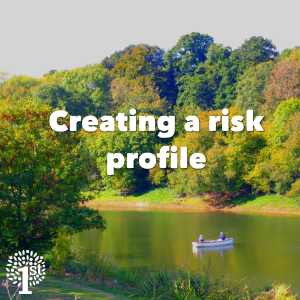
[219,232,226,241]
[198,234,204,242]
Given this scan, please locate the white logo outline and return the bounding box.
[6,250,46,295]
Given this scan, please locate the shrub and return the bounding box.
[287,179,300,197]
[255,284,297,300]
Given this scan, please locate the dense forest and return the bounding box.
[1,32,300,255]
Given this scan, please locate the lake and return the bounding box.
[73,210,300,291]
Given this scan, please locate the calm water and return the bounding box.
[73,211,300,291]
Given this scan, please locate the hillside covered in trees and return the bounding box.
[1,32,300,220]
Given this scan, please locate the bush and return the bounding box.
[287,179,300,197]
[255,284,297,300]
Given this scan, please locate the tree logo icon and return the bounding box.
[6,250,46,295]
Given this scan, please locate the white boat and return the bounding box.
[192,238,234,248]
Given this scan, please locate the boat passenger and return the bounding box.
[198,234,204,242]
[219,232,226,241]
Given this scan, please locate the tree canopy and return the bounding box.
[0,99,104,256]
[1,31,299,229]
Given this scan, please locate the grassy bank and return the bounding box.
[0,264,128,300]
[1,258,298,300]
[31,278,128,300]
[85,188,210,212]
[1,269,297,300]
[0,276,128,300]
[231,194,300,215]
[85,188,300,216]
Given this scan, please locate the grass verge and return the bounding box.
[85,188,300,216]
[0,271,128,300]
[1,258,298,299]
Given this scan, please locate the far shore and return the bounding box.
[85,189,300,217]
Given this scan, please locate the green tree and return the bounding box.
[176,74,215,108]
[35,83,72,110]
[224,132,266,192]
[0,76,40,101]
[287,179,300,197]
[62,64,112,115]
[111,76,167,114]
[0,99,104,257]
[88,130,157,194]
[268,98,300,146]
[165,32,214,79]
[168,111,266,200]
[111,45,164,80]
[176,44,239,108]
[208,44,239,108]
[102,45,136,70]
[236,36,278,70]
[111,44,175,104]
[168,116,216,195]
[279,47,300,62]
[235,62,274,112]
[247,101,300,194]
[37,64,112,115]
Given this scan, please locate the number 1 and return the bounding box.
[19,266,32,294]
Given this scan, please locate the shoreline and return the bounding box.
[86,197,300,217]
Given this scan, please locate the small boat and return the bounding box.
[192,238,234,248]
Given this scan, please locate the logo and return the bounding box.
[6,250,46,295]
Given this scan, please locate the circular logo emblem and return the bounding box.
[6,250,46,295]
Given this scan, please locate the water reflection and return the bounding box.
[192,244,234,257]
